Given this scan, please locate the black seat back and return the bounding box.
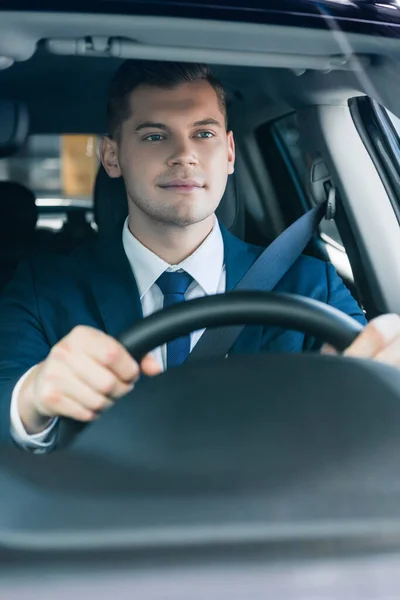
[0,181,37,291]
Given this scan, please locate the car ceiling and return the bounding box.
[0,49,124,133]
[0,47,366,135]
[0,10,400,134]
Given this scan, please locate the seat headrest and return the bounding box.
[0,101,29,158]
[0,181,37,244]
[94,164,244,239]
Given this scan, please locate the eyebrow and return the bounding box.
[134,118,223,132]
[135,122,168,132]
[193,118,223,128]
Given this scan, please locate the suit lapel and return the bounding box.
[76,231,143,339]
[220,224,263,291]
[219,224,265,356]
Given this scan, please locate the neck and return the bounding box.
[127,208,215,265]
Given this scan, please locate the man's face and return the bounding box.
[102,80,235,228]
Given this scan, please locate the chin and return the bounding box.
[157,206,215,228]
[173,211,214,228]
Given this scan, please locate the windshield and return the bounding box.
[1,2,400,595]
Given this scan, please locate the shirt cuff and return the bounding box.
[10,366,58,453]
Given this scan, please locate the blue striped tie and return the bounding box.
[156,271,193,368]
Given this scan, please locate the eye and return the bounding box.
[196,131,215,139]
[143,134,165,142]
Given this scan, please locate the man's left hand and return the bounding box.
[322,313,400,365]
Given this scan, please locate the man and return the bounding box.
[0,60,398,452]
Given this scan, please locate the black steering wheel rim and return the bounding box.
[118,291,364,360]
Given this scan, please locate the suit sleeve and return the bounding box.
[0,261,51,444]
[304,262,367,351]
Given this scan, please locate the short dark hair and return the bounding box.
[107,60,227,141]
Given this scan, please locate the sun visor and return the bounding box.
[0,101,29,157]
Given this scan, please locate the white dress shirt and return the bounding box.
[10,218,226,451]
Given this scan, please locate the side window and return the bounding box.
[387,109,400,137]
[269,113,344,248]
[349,97,400,225]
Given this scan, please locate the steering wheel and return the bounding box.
[118,291,364,359]
[56,291,364,448]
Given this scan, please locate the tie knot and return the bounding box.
[156,270,193,297]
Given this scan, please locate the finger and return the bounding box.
[58,326,140,383]
[140,353,162,376]
[373,336,400,367]
[50,347,136,398]
[46,396,98,422]
[320,343,339,356]
[343,314,400,358]
[41,362,117,414]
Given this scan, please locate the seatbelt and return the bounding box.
[186,201,327,363]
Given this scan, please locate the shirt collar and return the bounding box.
[122,218,224,299]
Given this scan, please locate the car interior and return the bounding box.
[2,7,400,598]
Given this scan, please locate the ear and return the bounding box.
[100,135,122,178]
[227,130,235,175]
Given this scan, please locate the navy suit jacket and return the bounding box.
[0,224,366,443]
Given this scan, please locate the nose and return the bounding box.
[167,137,199,168]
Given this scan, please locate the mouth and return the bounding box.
[159,179,204,193]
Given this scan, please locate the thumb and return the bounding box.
[140,353,163,376]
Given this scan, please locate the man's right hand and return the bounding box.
[18,325,161,434]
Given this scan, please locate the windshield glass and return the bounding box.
[1,2,400,593]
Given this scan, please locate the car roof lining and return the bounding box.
[0,11,400,133]
[0,11,385,64]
